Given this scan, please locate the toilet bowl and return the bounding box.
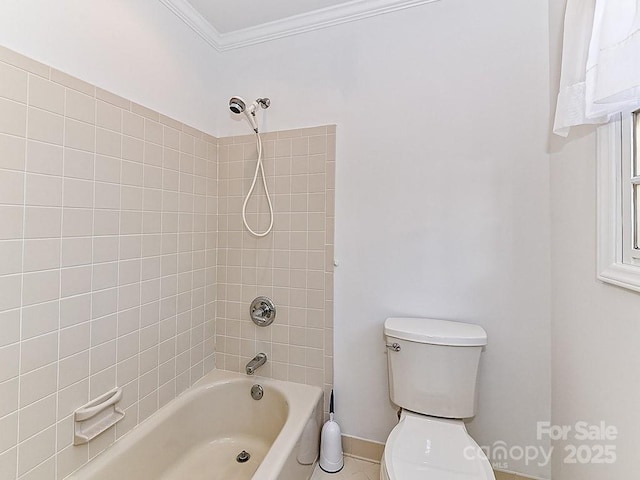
[380,411,494,480]
[382,317,494,480]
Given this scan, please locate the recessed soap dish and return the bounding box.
[74,387,125,445]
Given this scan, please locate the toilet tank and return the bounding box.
[384,317,487,419]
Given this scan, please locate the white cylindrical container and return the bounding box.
[319,390,343,473]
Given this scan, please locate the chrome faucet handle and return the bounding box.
[250,297,276,326]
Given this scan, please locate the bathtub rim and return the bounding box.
[64,369,323,480]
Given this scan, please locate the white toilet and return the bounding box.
[381,317,495,480]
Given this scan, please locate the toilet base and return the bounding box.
[379,453,390,480]
[381,410,495,480]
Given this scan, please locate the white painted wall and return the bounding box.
[549,1,640,478]
[217,1,551,477]
[0,0,220,133]
[0,1,553,477]
[548,129,640,480]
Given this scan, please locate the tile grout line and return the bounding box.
[54,71,67,480]
[15,66,31,480]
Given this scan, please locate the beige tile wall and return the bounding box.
[0,44,337,479]
[0,46,217,479]
[215,126,336,413]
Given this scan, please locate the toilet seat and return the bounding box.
[381,411,495,480]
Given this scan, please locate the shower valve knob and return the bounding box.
[250,296,276,327]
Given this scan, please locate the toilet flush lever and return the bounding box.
[386,342,401,352]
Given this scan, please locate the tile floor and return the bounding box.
[310,457,530,480]
[494,472,533,480]
[311,457,380,480]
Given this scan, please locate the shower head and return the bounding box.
[229,96,270,133]
[229,96,247,114]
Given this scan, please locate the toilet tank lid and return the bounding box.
[384,317,487,346]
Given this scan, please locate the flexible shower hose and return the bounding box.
[242,130,274,237]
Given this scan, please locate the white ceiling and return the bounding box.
[187,0,355,34]
[159,0,439,51]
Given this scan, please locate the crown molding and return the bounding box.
[159,0,222,50]
[159,0,439,52]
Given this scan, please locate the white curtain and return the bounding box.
[554,0,640,137]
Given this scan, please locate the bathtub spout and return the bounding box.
[246,353,267,375]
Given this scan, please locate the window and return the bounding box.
[597,111,640,292]
[632,113,640,254]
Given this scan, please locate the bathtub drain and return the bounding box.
[236,450,250,463]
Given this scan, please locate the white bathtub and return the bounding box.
[66,369,323,480]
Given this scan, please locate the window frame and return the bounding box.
[597,111,640,292]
